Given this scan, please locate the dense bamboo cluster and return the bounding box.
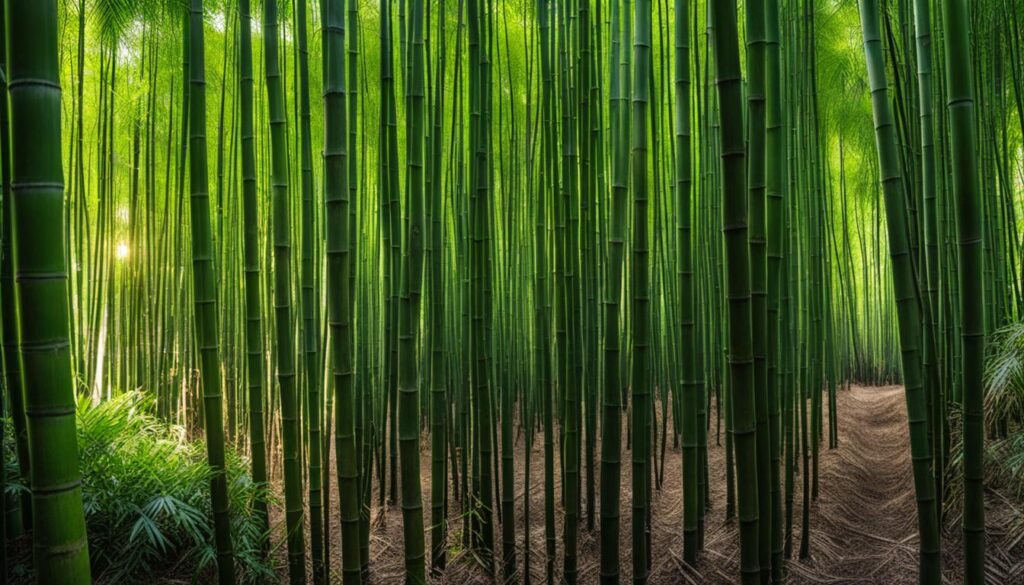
[1,1,1016,584]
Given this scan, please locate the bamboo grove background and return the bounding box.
[0,0,1020,583]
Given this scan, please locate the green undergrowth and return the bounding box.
[946,322,1024,550]
[4,392,276,584]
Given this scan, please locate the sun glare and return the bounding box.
[116,242,130,261]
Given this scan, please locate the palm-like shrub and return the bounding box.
[6,393,274,583]
[984,323,1024,429]
[945,322,1024,548]
[982,325,1024,543]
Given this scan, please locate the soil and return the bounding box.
[306,385,1024,584]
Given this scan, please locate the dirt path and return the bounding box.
[780,384,921,584]
[317,385,1023,584]
[649,384,926,584]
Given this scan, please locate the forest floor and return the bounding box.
[311,384,1024,584]
[9,384,1020,583]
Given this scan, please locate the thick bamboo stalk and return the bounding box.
[858,1,941,581]
[264,0,308,579]
[710,0,760,582]
[939,0,986,581]
[5,1,93,581]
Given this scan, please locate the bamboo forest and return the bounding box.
[5,0,1024,583]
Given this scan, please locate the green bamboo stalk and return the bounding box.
[599,0,627,580]
[537,1,558,581]
[765,0,785,578]
[911,0,944,523]
[631,0,652,581]
[857,1,941,581]
[429,0,449,573]
[4,1,92,581]
[468,0,496,571]
[180,1,237,581]
[0,4,27,540]
[578,0,599,539]
[293,0,324,578]
[744,0,771,576]
[237,0,269,547]
[396,0,427,581]
[381,0,401,509]
[674,0,699,566]
[939,0,986,581]
[710,0,760,582]
[559,0,582,577]
[264,0,308,580]
[324,0,363,581]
